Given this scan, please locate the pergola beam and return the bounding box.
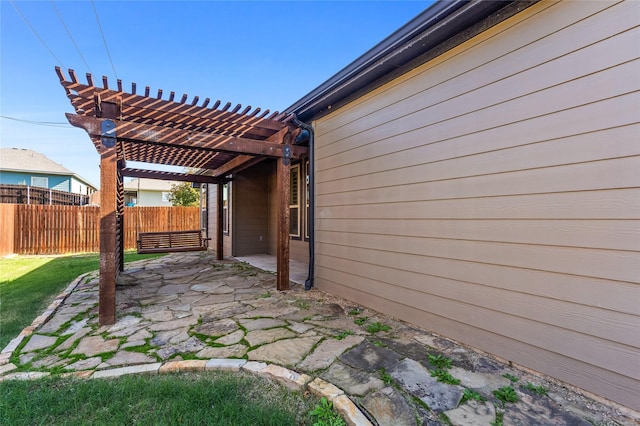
[66,114,307,159]
[121,168,224,183]
[209,155,262,178]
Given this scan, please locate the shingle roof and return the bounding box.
[0,148,73,174]
[0,147,97,189]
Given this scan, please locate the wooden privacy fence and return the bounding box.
[0,204,202,255]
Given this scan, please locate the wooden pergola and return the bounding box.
[56,67,307,325]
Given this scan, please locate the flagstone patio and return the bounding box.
[0,252,635,426]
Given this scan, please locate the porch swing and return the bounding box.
[136,188,210,254]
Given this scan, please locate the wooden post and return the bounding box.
[216,182,224,260]
[99,147,118,325]
[118,165,125,272]
[276,144,291,291]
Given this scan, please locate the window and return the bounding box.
[161,192,170,202]
[31,176,48,188]
[222,183,229,235]
[289,164,300,238]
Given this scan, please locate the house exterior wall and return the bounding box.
[206,160,310,263]
[133,190,172,207]
[70,177,96,195]
[312,0,640,410]
[232,162,270,256]
[0,171,70,191]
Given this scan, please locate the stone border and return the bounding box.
[0,270,96,366]
[1,359,372,426]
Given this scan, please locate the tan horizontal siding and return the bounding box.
[320,189,640,219]
[312,0,640,409]
[316,232,637,283]
[315,250,639,347]
[315,244,639,315]
[317,156,640,205]
[316,263,639,379]
[316,125,639,188]
[317,219,640,251]
[316,275,640,411]
[317,93,639,178]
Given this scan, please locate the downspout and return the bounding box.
[292,115,315,290]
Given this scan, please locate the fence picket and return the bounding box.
[0,205,200,255]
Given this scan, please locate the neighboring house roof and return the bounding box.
[0,147,97,189]
[287,0,534,121]
[123,178,180,192]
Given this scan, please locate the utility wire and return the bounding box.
[0,115,72,128]
[51,0,92,73]
[91,0,118,80]
[9,0,66,69]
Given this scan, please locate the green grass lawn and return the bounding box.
[1,371,318,425]
[0,251,163,350]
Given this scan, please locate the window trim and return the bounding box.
[289,164,301,239]
[31,176,48,188]
[222,183,230,235]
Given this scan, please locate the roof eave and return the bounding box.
[287,0,535,122]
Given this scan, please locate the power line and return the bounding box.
[51,0,92,73]
[0,115,72,128]
[9,0,66,69]
[91,0,118,80]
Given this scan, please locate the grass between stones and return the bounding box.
[0,371,320,426]
[0,251,165,350]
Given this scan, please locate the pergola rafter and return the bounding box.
[56,67,306,325]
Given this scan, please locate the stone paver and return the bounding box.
[196,344,247,359]
[245,328,296,347]
[247,336,321,366]
[390,358,464,413]
[92,363,161,378]
[65,357,102,371]
[322,361,384,396]
[363,387,417,426]
[55,327,92,352]
[71,336,120,358]
[2,251,635,426]
[22,334,58,353]
[205,359,246,372]
[102,351,157,367]
[339,340,402,373]
[299,335,364,371]
[238,318,286,331]
[193,318,238,337]
[215,329,244,345]
[444,400,496,426]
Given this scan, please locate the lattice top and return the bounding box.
[55,67,304,176]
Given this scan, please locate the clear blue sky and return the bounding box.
[1,1,431,187]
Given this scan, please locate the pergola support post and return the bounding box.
[117,162,125,272]
[276,145,291,291]
[99,147,118,325]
